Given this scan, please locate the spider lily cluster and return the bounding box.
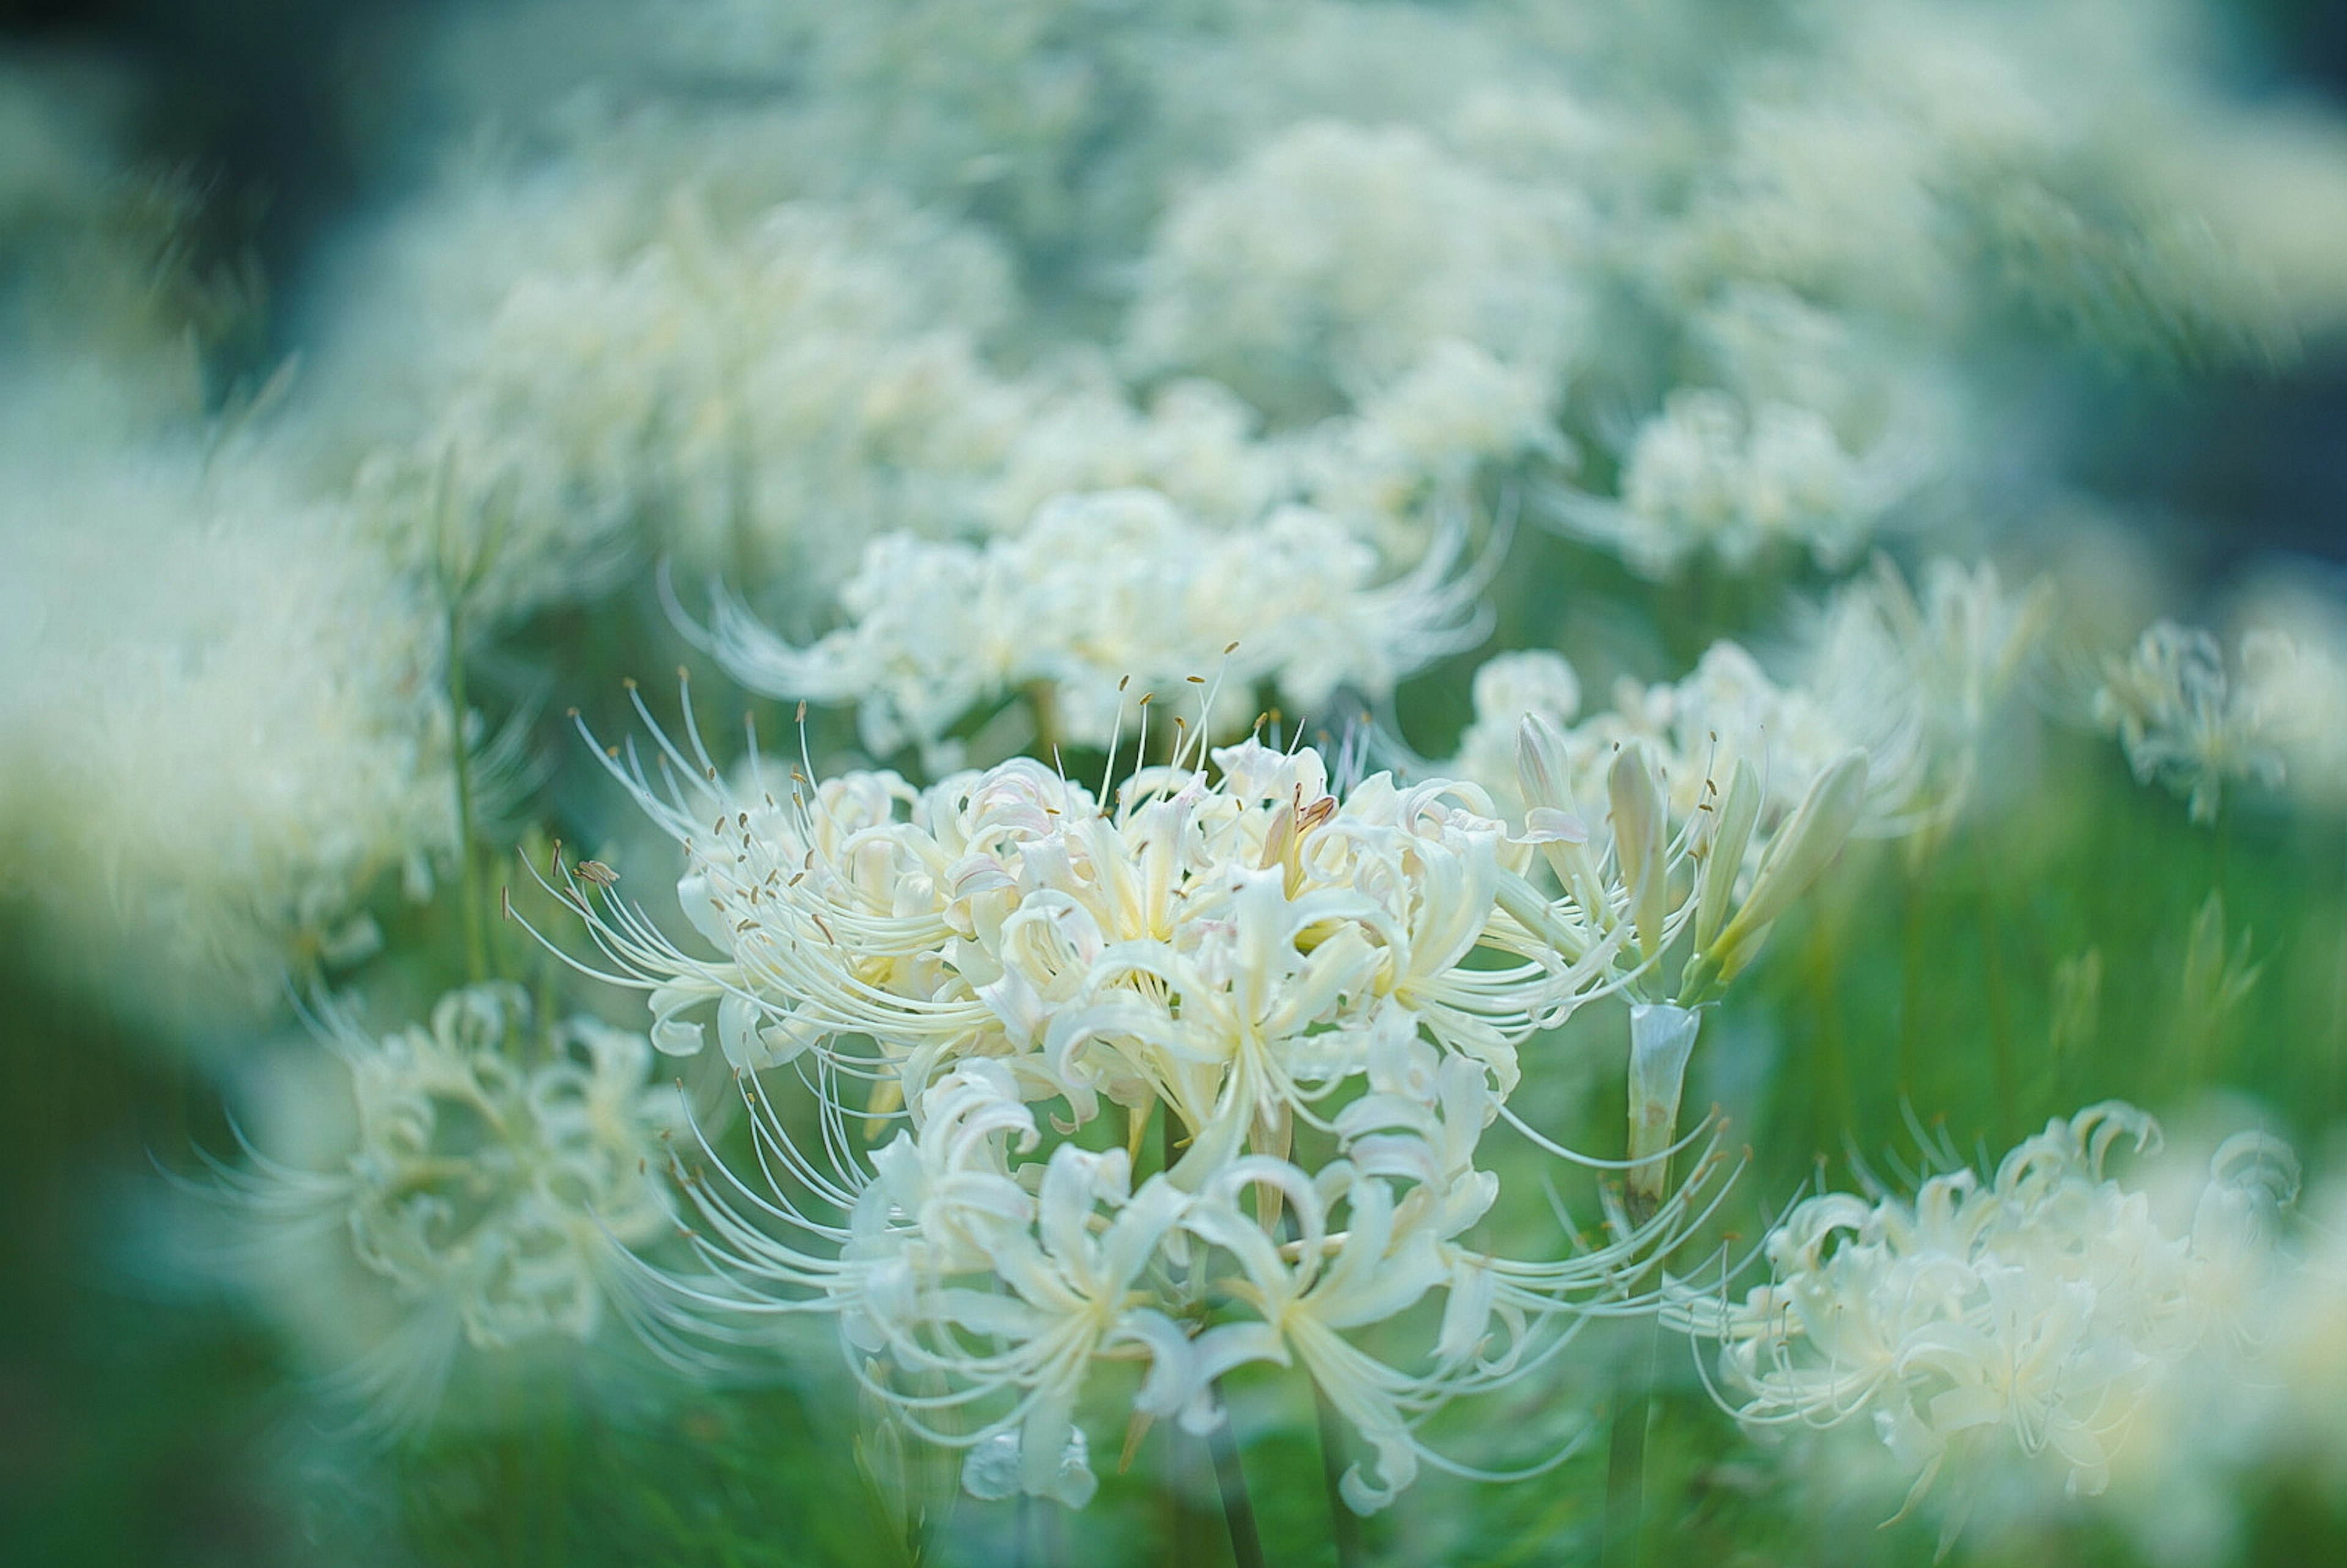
[1677,1104,2304,1553]
[532,683,1807,1511]
[10,0,2347,1561]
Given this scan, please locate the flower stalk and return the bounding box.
[1207,1385,1266,1568]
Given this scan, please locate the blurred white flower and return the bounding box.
[0,400,456,1020]
[1677,0,2346,362]
[2265,1170,2347,1503]
[690,487,1486,768]
[1681,1102,2299,1546]
[1451,638,1914,836]
[301,166,1028,624]
[1553,387,1925,580]
[2221,581,2347,813]
[1446,651,1585,811]
[2093,621,2313,824]
[1126,118,1589,425]
[213,983,682,1431]
[1804,556,2052,823]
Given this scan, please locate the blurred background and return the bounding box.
[3,2,2346,1564]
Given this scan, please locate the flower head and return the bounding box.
[535,695,1731,1509]
[688,487,1485,769]
[213,983,681,1431]
[2093,621,2306,823]
[1681,1102,2299,1541]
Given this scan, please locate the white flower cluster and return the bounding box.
[1808,559,2049,768]
[1551,288,1952,579]
[1686,1103,2299,1539]
[694,487,1484,768]
[2092,621,2346,824]
[1449,640,1906,838]
[545,705,1774,1511]
[1441,623,1966,1215]
[302,178,1027,626]
[2220,581,2347,813]
[0,401,456,1016]
[1451,557,2045,845]
[301,0,2347,618]
[1127,118,1588,427]
[1571,387,1926,581]
[304,121,1513,739]
[218,983,680,1429]
[1675,0,2347,361]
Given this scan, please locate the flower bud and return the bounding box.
[1691,756,1762,963]
[1706,749,1867,987]
[1626,1002,1703,1222]
[1607,741,1670,963]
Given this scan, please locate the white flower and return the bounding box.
[0,403,456,1021]
[1554,386,1923,580]
[1802,555,2051,824]
[302,168,1028,623]
[1126,118,1589,425]
[1450,638,1914,840]
[212,984,682,1431]
[1446,651,1584,812]
[1673,0,2346,362]
[2220,583,2347,813]
[1681,1102,2299,1541]
[542,708,1726,1509]
[983,375,1298,538]
[1352,339,1567,476]
[1444,637,1892,1212]
[2093,621,2304,823]
[688,487,1484,768]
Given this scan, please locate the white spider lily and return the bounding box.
[2093,621,2305,824]
[1677,1102,2299,1542]
[206,984,681,1432]
[686,488,1485,768]
[535,691,1730,1509]
[1490,710,1868,1215]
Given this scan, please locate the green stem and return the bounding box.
[1025,680,1062,761]
[1898,858,1926,1101]
[2327,837,2347,1121]
[2212,806,2232,904]
[1313,1352,1365,1568]
[1600,1321,1658,1568]
[496,1414,528,1566]
[447,601,489,986]
[1158,1099,1218,1568]
[1807,917,1851,1154]
[542,1397,571,1567]
[1206,1382,1265,1568]
[1971,830,2015,1144]
[1165,1416,1208,1568]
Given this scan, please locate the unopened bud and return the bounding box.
[1706,749,1868,987]
[1608,742,1670,963]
